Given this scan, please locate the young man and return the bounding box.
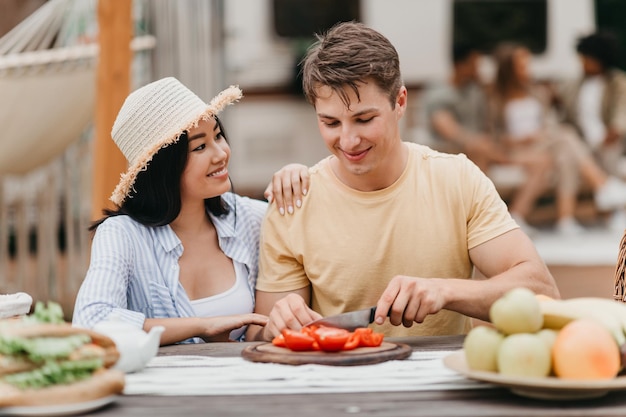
[247,22,559,342]
[559,31,626,180]
[422,43,508,172]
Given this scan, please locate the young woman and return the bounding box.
[489,43,626,235]
[72,77,308,345]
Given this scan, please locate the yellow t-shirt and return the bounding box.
[257,142,517,336]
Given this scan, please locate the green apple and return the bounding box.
[463,325,505,372]
[497,333,552,377]
[536,328,559,350]
[489,288,543,335]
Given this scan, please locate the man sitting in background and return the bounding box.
[558,31,626,230]
[559,31,626,179]
[422,43,508,173]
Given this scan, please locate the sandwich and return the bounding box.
[0,303,125,407]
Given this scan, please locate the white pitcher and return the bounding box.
[93,318,164,373]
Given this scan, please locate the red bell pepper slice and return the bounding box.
[342,332,361,350]
[355,328,383,347]
[313,325,349,337]
[312,326,351,352]
[282,328,317,351]
[271,333,286,347]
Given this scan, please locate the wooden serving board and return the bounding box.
[241,342,412,366]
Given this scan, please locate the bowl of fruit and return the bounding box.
[444,288,626,400]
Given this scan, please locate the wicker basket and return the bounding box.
[615,231,626,302]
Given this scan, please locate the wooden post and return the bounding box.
[91,0,132,221]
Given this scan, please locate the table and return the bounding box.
[95,335,626,417]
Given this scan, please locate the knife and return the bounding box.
[304,306,386,331]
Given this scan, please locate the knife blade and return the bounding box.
[304,306,378,331]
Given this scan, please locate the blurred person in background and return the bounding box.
[558,31,626,230]
[72,77,308,345]
[247,22,559,343]
[423,42,508,172]
[559,31,626,179]
[489,42,626,236]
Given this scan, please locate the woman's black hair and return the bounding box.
[90,117,230,231]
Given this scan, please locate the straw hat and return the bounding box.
[109,77,242,206]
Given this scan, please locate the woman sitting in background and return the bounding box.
[489,42,626,235]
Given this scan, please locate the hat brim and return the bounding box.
[109,85,242,207]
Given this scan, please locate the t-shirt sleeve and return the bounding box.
[256,204,311,293]
[462,156,518,249]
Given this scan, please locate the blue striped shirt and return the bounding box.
[72,193,267,343]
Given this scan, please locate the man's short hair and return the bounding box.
[576,31,621,69]
[452,42,479,65]
[300,21,403,108]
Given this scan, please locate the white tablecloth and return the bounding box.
[124,350,493,396]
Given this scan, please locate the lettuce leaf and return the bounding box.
[0,334,91,362]
[22,301,65,324]
[2,358,103,389]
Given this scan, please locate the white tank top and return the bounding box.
[190,261,253,341]
[504,96,543,140]
[577,76,606,149]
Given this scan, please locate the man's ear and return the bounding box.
[395,86,408,119]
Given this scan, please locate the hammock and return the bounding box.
[0,0,155,175]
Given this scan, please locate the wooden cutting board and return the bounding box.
[241,342,412,366]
